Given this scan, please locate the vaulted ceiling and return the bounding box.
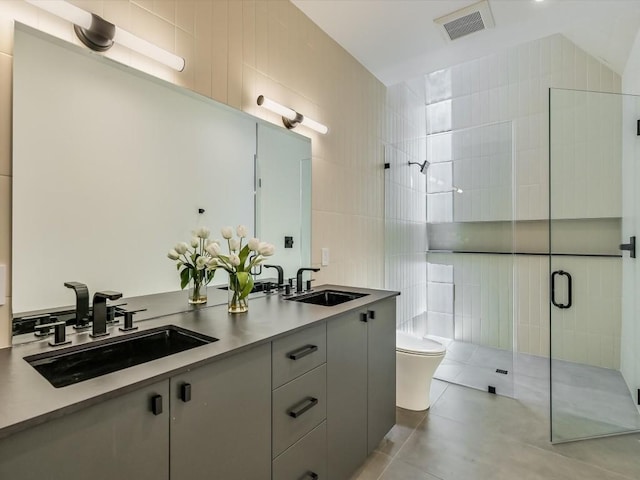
[292,0,640,86]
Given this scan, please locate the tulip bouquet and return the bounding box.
[167,227,217,304]
[205,225,275,313]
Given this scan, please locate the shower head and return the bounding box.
[408,160,430,174]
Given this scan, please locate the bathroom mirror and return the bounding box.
[256,122,312,281]
[11,24,311,330]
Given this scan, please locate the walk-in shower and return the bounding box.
[421,90,640,444]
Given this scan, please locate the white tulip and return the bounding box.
[248,238,260,251]
[258,242,275,256]
[167,249,180,260]
[229,238,240,251]
[205,242,221,256]
[195,226,210,239]
[191,237,199,248]
[207,258,218,268]
[175,242,189,254]
[221,226,233,239]
[196,256,208,269]
[236,225,248,238]
[229,254,241,267]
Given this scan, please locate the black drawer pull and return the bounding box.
[303,472,319,480]
[360,312,368,323]
[368,310,375,320]
[151,395,163,415]
[181,383,192,403]
[287,344,318,360]
[287,397,318,418]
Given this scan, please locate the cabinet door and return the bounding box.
[170,343,271,480]
[367,298,397,453]
[272,421,327,480]
[0,380,170,480]
[327,311,368,480]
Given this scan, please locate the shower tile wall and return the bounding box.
[426,262,453,338]
[426,34,621,222]
[428,253,514,351]
[385,79,428,330]
[422,34,622,367]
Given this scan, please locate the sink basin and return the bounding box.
[24,325,218,388]
[288,290,368,307]
[217,279,271,294]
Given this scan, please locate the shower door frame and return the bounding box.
[548,87,640,444]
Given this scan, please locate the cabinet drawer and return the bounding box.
[272,364,326,458]
[272,323,326,389]
[272,421,327,480]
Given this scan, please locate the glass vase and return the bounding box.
[228,273,249,313]
[188,275,207,304]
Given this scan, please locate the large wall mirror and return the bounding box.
[11,24,311,336]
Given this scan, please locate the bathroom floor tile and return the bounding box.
[551,432,640,479]
[429,379,449,406]
[379,459,443,480]
[428,382,550,448]
[396,413,631,480]
[450,364,515,398]
[355,382,640,479]
[349,451,393,480]
[375,408,427,457]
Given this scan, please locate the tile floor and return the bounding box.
[433,340,640,441]
[350,379,640,480]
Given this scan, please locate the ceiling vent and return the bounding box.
[434,0,495,41]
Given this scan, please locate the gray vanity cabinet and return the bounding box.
[169,343,271,480]
[0,380,170,480]
[327,297,397,480]
[366,298,397,454]
[327,309,368,480]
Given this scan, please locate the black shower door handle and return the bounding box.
[551,270,572,309]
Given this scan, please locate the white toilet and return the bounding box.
[396,331,447,411]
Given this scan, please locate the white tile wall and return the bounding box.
[425,34,621,223]
[550,88,622,220]
[428,252,514,352]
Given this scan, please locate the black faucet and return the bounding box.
[296,268,320,294]
[264,264,284,288]
[64,281,91,330]
[91,291,123,338]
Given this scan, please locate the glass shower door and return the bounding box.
[549,88,640,442]
[427,121,516,399]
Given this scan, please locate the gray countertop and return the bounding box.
[0,284,399,440]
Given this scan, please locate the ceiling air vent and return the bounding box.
[434,0,495,41]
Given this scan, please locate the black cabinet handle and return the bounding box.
[360,312,368,323]
[181,383,192,403]
[287,344,318,360]
[551,270,572,309]
[303,473,319,480]
[287,397,318,418]
[151,395,163,415]
[368,310,375,320]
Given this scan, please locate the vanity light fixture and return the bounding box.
[25,0,185,71]
[257,95,328,134]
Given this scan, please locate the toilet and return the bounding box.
[396,331,447,411]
